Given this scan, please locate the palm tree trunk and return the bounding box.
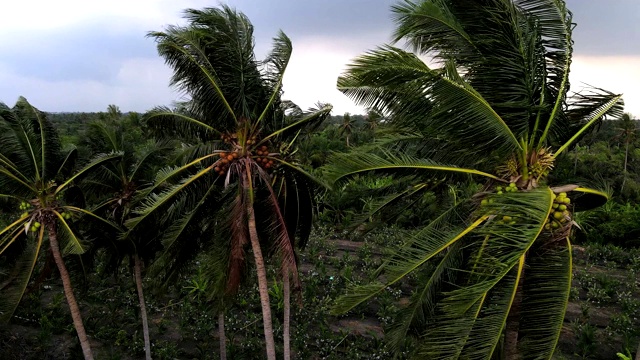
[283,267,291,360]
[622,141,629,192]
[244,170,277,360]
[133,254,152,360]
[47,223,94,360]
[218,311,227,360]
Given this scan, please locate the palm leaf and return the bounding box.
[53,210,86,255]
[0,216,30,253]
[148,27,237,124]
[386,241,464,353]
[255,30,292,127]
[125,164,215,235]
[55,152,123,194]
[0,230,43,322]
[260,104,333,145]
[554,92,623,156]
[391,0,476,58]
[324,151,500,185]
[569,186,608,212]
[338,46,521,156]
[331,208,487,315]
[457,256,524,360]
[145,106,220,141]
[415,188,554,357]
[517,237,572,359]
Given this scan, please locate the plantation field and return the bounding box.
[2,227,638,359]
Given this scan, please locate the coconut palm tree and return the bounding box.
[340,112,354,147]
[126,6,332,359]
[365,109,382,132]
[614,113,637,192]
[0,97,121,360]
[328,1,623,358]
[79,118,173,360]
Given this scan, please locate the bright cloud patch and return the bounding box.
[571,56,640,117]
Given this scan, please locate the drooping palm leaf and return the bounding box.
[324,150,501,185]
[516,236,572,359]
[0,232,43,322]
[337,46,521,156]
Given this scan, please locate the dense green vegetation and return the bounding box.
[0,1,638,359]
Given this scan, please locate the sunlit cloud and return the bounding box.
[0,1,636,117]
[571,56,640,117]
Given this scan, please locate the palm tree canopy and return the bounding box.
[328,1,624,358]
[129,6,332,297]
[0,97,120,323]
[337,0,622,166]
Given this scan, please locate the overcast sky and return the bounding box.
[0,0,637,117]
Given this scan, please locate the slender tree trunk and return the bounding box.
[283,267,291,360]
[134,254,152,360]
[622,142,629,192]
[47,223,94,360]
[244,171,277,360]
[504,270,525,360]
[346,135,350,148]
[218,311,227,360]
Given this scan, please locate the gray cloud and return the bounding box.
[0,1,636,115]
[566,0,639,56]
[0,20,157,83]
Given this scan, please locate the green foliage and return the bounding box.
[326,0,623,358]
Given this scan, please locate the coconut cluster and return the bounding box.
[214,151,240,176]
[480,182,518,205]
[254,145,274,170]
[28,220,41,233]
[213,138,276,177]
[19,201,31,212]
[480,182,519,225]
[545,192,571,230]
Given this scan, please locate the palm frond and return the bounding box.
[457,257,524,360]
[323,150,500,186]
[385,241,464,353]
[414,189,553,357]
[255,30,292,126]
[55,152,123,194]
[125,164,215,235]
[128,140,176,184]
[332,205,486,315]
[517,237,572,359]
[0,221,28,256]
[155,153,217,184]
[148,183,219,288]
[554,91,623,156]
[53,211,86,255]
[0,232,43,323]
[391,0,476,58]
[261,104,333,144]
[148,27,238,125]
[145,106,221,142]
[338,46,521,156]
[64,206,121,231]
[56,147,78,180]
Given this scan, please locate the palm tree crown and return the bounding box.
[0,97,120,360]
[127,6,332,359]
[328,1,623,359]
